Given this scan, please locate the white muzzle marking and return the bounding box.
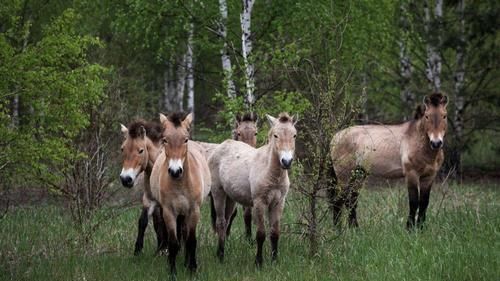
[280,150,294,163]
[168,159,183,173]
[120,168,139,182]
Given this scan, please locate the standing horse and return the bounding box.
[226,112,258,239]
[150,112,211,276]
[119,120,166,255]
[209,113,297,266]
[329,93,448,228]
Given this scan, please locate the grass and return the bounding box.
[1,182,499,281]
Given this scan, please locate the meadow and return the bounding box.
[1,182,498,281]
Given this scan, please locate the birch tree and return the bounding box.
[240,0,255,107]
[218,0,236,98]
[398,0,413,119]
[424,0,443,92]
[186,22,195,116]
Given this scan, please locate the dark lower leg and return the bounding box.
[244,207,252,240]
[406,186,419,229]
[328,187,344,225]
[185,228,197,272]
[134,208,148,255]
[167,233,180,275]
[216,218,226,262]
[255,230,265,267]
[270,231,279,261]
[152,206,167,252]
[417,188,431,228]
[346,191,359,227]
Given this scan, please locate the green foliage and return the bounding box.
[0,8,108,185]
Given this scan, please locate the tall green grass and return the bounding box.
[1,183,498,281]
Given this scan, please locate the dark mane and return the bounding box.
[127,120,164,142]
[427,92,446,107]
[413,105,426,120]
[278,112,293,123]
[167,112,188,127]
[237,112,257,123]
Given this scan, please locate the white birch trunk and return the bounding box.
[218,0,236,98]
[176,54,187,111]
[399,0,414,118]
[240,0,255,106]
[186,22,195,116]
[453,0,466,176]
[425,0,442,92]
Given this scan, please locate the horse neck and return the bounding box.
[262,143,287,181]
[145,137,162,169]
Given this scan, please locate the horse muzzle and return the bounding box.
[430,139,443,150]
[120,175,134,188]
[280,158,293,169]
[168,167,183,179]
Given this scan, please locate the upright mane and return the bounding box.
[414,92,447,120]
[127,120,164,142]
[413,105,426,120]
[167,112,188,128]
[277,113,293,123]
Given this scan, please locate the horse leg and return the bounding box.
[152,205,168,253]
[134,207,148,255]
[243,206,252,241]
[405,172,420,230]
[184,207,200,272]
[269,200,284,262]
[346,166,366,227]
[163,209,179,276]
[253,199,266,267]
[328,186,344,226]
[225,203,238,237]
[417,176,434,228]
[212,188,227,262]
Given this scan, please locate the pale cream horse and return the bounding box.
[209,113,297,266]
[330,93,448,228]
[150,112,211,276]
[119,120,166,255]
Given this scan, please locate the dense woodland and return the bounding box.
[1,0,499,191]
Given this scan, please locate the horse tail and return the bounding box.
[209,192,217,232]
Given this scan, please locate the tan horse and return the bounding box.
[226,112,258,239]
[209,113,297,266]
[330,93,448,228]
[119,120,166,255]
[150,112,211,275]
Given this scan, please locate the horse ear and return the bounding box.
[235,113,242,123]
[159,113,168,124]
[441,95,448,107]
[266,114,277,126]
[182,112,193,129]
[139,125,146,139]
[120,124,128,135]
[423,96,431,110]
[292,114,299,126]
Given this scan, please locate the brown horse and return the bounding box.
[150,112,211,276]
[330,93,448,228]
[209,113,297,266]
[119,120,166,255]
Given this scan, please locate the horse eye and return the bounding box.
[139,148,144,154]
[254,133,257,136]
[120,147,124,152]
[162,138,167,144]
[443,115,447,119]
[184,138,188,143]
[293,134,297,138]
[237,133,241,136]
[274,134,278,138]
[425,115,429,120]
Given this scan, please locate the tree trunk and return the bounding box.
[186,22,195,115]
[398,0,414,119]
[176,54,187,111]
[164,63,179,112]
[218,0,236,98]
[424,0,442,92]
[240,0,255,107]
[452,0,466,179]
